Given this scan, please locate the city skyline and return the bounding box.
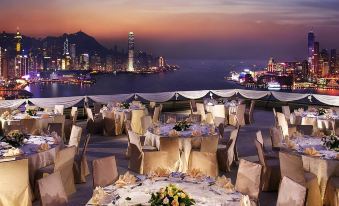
[0,0,339,60]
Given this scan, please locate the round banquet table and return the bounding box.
[291,112,338,132]
[144,123,217,172]
[282,136,339,200]
[0,135,59,189]
[86,176,242,206]
[0,111,55,133]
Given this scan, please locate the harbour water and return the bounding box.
[24,60,339,98]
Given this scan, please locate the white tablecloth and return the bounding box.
[87,177,241,206]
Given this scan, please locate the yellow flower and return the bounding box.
[171,199,179,206]
[180,192,186,199]
[173,195,178,201]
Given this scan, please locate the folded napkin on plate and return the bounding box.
[23,114,32,119]
[286,140,296,150]
[40,114,50,119]
[186,168,204,179]
[304,147,320,156]
[215,175,235,193]
[311,130,325,138]
[192,130,202,137]
[115,172,137,188]
[37,143,50,152]
[3,148,23,157]
[91,186,109,205]
[166,117,176,124]
[209,125,216,135]
[169,129,181,137]
[290,131,303,138]
[240,195,251,206]
[150,167,170,178]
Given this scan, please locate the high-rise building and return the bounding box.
[127,32,135,72]
[330,49,336,75]
[313,42,319,76]
[14,27,22,54]
[159,56,165,67]
[0,47,9,79]
[267,57,275,73]
[62,37,71,70]
[80,53,89,70]
[70,44,76,59]
[307,31,315,72]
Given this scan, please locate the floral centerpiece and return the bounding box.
[149,184,195,206]
[1,130,27,147]
[173,121,191,132]
[120,102,130,109]
[317,108,327,116]
[26,108,37,116]
[322,135,339,151]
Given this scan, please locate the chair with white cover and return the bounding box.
[102,110,115,136]
[152,106,161,123]
[70,107,78,124]
[68,125,82,150]
[141,115,153,135]
[276,112,296,138]
[54,105,65,115]
[273,107,278,126]
[131,109,146,135]
[279,152,322,206]
[160,137,181,171]
[301,117,317,134]
[217,128,239,172]
[149,101,156,109]
[256,130,278,159]
[254,139,280,191]
[282,105,291,123]
[269,126,283,151]
[0,159,32,206]
[190,100,198,114]
[37,146,77,196]
[276,176,307,206]
[92,156,119,188]
[21,118,38,134]
[196,103,206,121]
[235,159,262,204]
[38,171,68,206]
[229,104,246,127]
[86,108,103,135]
[73,134,91,183]
[53,115,66,140]
[324,176,339,206]
[245,100,256,124]
[212,104,226,120]
[64,107,78,140]
[189,150,219,177]
[128,143,169,174]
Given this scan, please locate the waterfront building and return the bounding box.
[313,42,320,76]
[330,49,336,74]
[62,37,71,70]
[267,57,275,73]
[308,31,315,73]
[127,32,135,72]
[159,56,165,67]
[0,47,9,79]
[105,55,113,72]
[80,53,89,70]
[14,27,22,54]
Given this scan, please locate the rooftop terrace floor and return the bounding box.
[34,108,278,206]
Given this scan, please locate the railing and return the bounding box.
[0,89,339,109]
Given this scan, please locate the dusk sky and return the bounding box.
[0,0,339,61]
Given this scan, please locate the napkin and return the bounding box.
[304,147,320,156]
[166,117,176,124]
[41,114,50,119]
[169,129,181,137]
[215,175,235,193]
[150,167,170,178]
[3,148,23,157]
[115,172,137,188]
[186,168,204,179]
[240,195,251,206]
[311,130,325,137]
[286,140,296,150]
[91,186,109,205]
[37,143,50,152]
[191,130,202,137]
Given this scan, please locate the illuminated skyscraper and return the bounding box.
[14,27,22,54]
[62,37,71,70]
[159,56,165,67]
[330,49,336,74]
[307,31,315,73]
[313,42,320,76]
[127,32,135,72]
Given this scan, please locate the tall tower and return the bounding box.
[14,27,22,54]
[62,37,71,70]
[307,31,315,73]
[127,32,135,72]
